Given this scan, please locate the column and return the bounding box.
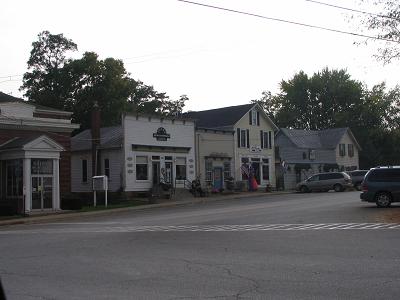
[23,158,31,213]
[53,158,60,210]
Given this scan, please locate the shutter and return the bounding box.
[268,131,272,149]
[249,111,252,125]
[237,128,241,148]
[257,111,260,126]
[260,130,264,149]
[246,129,250,148]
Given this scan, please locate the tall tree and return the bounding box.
[255,68,400,167]
[21,31,78,109]
[21,31,187,130]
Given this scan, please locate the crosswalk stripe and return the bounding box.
[1,223,400,234]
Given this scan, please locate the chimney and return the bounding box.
[91,102,101,177]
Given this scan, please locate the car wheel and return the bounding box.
[333,184,343,192]
[355,183,362,191]
[375,192,392,208]
[300,185,309,193]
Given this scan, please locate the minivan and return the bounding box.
[297,172,352,193]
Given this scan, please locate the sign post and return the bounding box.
[92,175,108,207]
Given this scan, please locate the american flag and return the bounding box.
[241,164,250,177]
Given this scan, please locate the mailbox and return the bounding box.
[92,175,108,191]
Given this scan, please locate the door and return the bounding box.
[32,177,53,210]
[164,162,172,184]
[251,162,261,184]
[152,162,160,184]
[213,167,223,190]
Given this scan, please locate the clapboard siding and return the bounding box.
[71,149,122,192]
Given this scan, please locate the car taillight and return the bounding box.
[344,178,351,183]
[362,183,368,192]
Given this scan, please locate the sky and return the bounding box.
[1,0,399,112]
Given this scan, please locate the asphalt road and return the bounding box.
[1,191,400,300]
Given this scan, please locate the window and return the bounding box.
[309,149,316,160]
[6,160,23,197]
[223,161,231,179]
[240,129,246,148]
[104,158,110,178]
[82,159,88,183]
[252,110,257,125]
[205,160,213,182]
[32,159,53,175]
[369,169,400,182]
[339,144,346,156]
[175,157,186,180]
[348,144,354,157]
[263,132,269,148]
[136,156,148,180]
[262,159,270,181]
[241,157,249,163]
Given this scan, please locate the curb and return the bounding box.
[0,191,293,227]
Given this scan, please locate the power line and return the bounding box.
[304,0,399,20]
[177,0,400,44]
[0,74,23,79]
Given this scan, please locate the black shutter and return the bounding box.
[249,111,252,125]
[246,129,250,148]
[237,128,241,148]
[268,131,272,149]
[257,111,260,126]
[260,130,264,149]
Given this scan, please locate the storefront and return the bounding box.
[0,135,64,214]
[123,114,196,192]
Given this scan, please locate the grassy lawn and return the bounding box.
[78,200,148,212]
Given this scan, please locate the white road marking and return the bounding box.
[1,223,400,234]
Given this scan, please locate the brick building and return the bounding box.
[0,92,79,214]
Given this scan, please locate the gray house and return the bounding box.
[275,127,361,190]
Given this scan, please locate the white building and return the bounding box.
[71,113,196,194]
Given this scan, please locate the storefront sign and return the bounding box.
[153,127,171,141]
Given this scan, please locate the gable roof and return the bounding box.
[71,126,122,151]
[279,127,361,150]
[0,135,64,151]
[184,103,278,131]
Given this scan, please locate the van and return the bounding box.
[296,172,352,193]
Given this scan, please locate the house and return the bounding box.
[71,113,196,195]
[275,127,361,190]
[186,103,279,190]
[0,92,79,214]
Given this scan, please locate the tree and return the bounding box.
[21,31,187,131]
[357,0,400,64]
[21,31,77,109]
[255,68,400,167]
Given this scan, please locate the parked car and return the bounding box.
[360,166,400,208]
[296,172,352,193]
[347,170,369,190]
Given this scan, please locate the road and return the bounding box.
[1,191,400,300]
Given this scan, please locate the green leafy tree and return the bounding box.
[21,31,187,130]
[21,31,77,109]
[255,68,400,167]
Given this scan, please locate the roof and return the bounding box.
[0,136,40,150]
[0,135,64,151]
[71,126,123,151]
[184,103,254,130]
[0,91,72,114]
[279,127,361,150]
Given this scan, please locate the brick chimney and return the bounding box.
[91,102,101,177]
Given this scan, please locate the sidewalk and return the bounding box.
[0,190,293,227]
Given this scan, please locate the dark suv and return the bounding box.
[360,167,400,207]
